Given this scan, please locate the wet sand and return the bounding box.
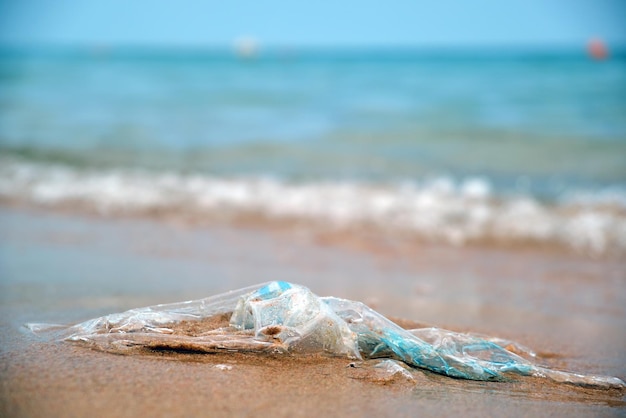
[1,206,625,416]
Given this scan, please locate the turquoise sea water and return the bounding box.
[1,47,625,253]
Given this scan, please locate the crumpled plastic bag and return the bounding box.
[27,281,625,389]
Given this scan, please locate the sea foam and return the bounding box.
[1,158,624,255]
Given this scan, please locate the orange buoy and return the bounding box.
[587,38,609,60]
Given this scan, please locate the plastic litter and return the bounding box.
[27,281,625,389]
[372,359,416,382]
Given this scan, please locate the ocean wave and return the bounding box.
[1,158,625,255]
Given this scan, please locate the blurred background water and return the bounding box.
[1,1,625,254]
[1,47,625,254]
[1,47,625,194]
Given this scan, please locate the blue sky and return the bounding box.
[1,0,625,48]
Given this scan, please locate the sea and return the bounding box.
[1,46,625,255]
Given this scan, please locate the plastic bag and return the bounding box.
[322,296,625,387]
[229,281,359,356]
[27,281,625,389]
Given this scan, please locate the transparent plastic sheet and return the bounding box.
[322,297,625,388]
[27,282,278,354]
[27,281,625,389]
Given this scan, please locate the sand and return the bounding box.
[1,206,625,417]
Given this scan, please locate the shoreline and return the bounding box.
[1,205,625,416]
[1,199,623,262]
[2,154,625,258]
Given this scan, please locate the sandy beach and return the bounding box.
[1,205,624,417]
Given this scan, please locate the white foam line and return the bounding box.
[1,158,625,255]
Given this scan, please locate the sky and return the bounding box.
[0,0,625,49]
